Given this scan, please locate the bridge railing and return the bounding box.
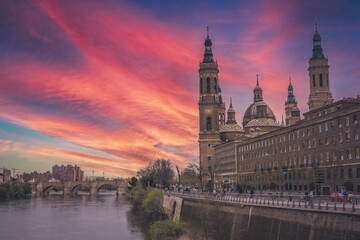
[165,190,359,214]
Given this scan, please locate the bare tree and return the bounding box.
[176,165,181,184]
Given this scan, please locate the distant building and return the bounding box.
[21,171,53,182]
[52,165,84,182]
[0,168,12,183]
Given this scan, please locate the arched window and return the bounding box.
[206,78,210,93]
[214,78,217,92]
[206,117,212,130]
[200,78,203,94]
[312,75,316,87]
[320,74,323,87]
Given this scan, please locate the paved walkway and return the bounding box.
[167,191,360,215]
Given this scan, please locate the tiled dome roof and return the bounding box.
[245,118,279,127]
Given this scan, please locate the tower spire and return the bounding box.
[256,74,259,87]
[230,97,233,107]
[203,26,214,63]
[315,18,318,32]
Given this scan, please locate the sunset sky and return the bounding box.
[0,0,359,178]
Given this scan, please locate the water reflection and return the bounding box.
[0,193,147,240]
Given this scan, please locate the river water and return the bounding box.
[0,193,149,240]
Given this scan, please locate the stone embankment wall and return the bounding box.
[163,195,183,221]
[178,198,360,240]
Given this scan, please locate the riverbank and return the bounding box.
[0,181,32,201]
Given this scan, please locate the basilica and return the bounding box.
[198,26,360,194]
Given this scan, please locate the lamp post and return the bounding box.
[282,170,290,199]
[259,153,270,195]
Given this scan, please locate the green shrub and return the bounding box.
[143,190,164,216]
[129,182,147,207]
[149,220,185,240]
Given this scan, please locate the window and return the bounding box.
[207,156,211,161]
[319,125,322,133]
[307,129,310,136]
[313,139,316,148]
[318,139,323,146]
[206,117,212,130]
[353,115,358,124]
[357,168,360,178]
[206,77,210,93]
[355,130,359,140]
[346,131,350,141]
[330,121,334,128]
[340,151,344,160]
[200,78,203,93]
[324,123,328,131]
[346,117,350,126]
[347,150,351,159]
[338,119,342,128]
[339,133,343,143]
[312,74,315,87]
[307,140,311,149]
[214,78,217,92]
[341,169,344,179]
[325,137,329,145]
[356,148,360,159]
[326,152,330,162]
[348,169,353,179]
[320,74,323,87]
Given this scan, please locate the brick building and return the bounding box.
[52,165,84,182]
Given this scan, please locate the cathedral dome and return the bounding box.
[243,101,275,120]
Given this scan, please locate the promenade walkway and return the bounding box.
[167,191,360,215]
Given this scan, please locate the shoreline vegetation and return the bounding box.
[129,182,185,240]
[0,180,32,201]
[128,158,192,239]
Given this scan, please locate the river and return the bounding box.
[0,193,150,240]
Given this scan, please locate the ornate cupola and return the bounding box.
[226,98,236,124]
[311,24,325,60]
[285,77,297,105]
[203,26,214,63]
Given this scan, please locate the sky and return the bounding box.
[0,0,359,178]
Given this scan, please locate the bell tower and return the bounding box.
[198,27,225,186]
[307,22,334,111]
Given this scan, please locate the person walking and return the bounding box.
[309,190,314,207]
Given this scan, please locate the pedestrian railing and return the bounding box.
[166,190,359,214]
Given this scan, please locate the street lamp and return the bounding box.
[259,153,270,195]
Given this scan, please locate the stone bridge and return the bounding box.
[30,179,129,197]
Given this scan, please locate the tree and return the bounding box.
[137,159,174,188]
[129,177,138,187]
[181,168,199,186]
[185,159,205,191]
